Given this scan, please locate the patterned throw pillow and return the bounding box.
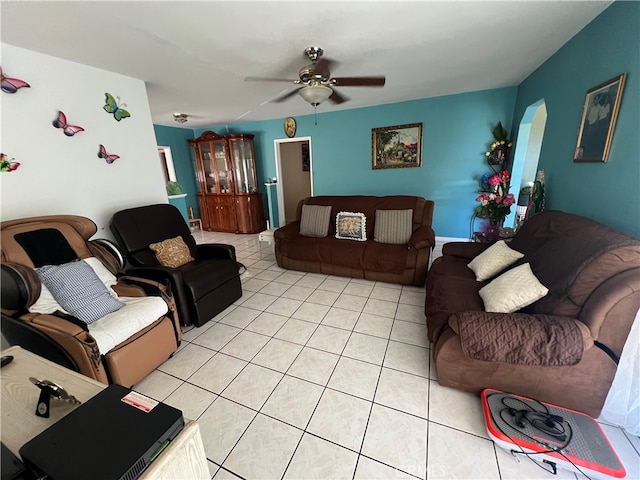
[149,236,194,268]
[374,209,413,244]
[479,263,549,313]
[36,260,125,324]
[335,212,367,241]
[467,240,524,281]
[299,204,332,237]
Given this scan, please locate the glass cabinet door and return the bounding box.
[213,140,231,194]
[230,137,258,194]
[199,143,216,193]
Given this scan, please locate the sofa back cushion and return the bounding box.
[298,195,433,240]
[508,211,640,318]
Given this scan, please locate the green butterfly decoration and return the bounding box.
[103,92,131,121]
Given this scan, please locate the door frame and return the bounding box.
[273,136,313,227]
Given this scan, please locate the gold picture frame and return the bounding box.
[574,73,626,162]
[372,123,423,169]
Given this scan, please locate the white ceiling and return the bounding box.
[1,1,611,129]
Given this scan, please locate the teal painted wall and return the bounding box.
[512,1,640,238]
[196,87,517,238]
[153,125,199,216]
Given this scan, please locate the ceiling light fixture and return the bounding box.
[298,85,332,107]
[173,113,188,124]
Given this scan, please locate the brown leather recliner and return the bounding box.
[1,215,182,387]
[110,203,242,327]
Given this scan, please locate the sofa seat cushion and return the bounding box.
[181,258,240,301]
[448,312,591,366]
[88,296,169,353]
[363,241,411,274]
[317,237,367,269]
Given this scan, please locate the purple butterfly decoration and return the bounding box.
[98,144,120,164]
[52,111,84,136]
[1,66,30,94]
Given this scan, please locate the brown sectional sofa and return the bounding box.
[274,195,435,286]
[425,210,640,417]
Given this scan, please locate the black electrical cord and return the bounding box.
[486,392,593,479]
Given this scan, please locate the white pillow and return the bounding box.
[479,263,549,313]
[467,240,524,281]
[30,282,68,314]
[29,257,119,314]
[83,257,118,295]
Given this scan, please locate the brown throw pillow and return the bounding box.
[149,236,194,268]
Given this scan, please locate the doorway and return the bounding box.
[273,137,313,226]
[506,100,548,227]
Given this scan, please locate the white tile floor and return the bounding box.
[134,231,640,480]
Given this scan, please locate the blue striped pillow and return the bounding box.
[36,260,124,324]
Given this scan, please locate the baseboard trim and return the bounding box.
[435,236,471,244]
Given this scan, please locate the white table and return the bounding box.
[1,346,210,479]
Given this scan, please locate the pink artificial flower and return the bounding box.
[495,195,502,203]
[488,175,501,186]
[475,193,489,202]
[503,194,515,206]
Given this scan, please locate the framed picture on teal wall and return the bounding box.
[372,123,423,169]
[574,73,626,163]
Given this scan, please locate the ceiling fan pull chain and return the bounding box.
[314,107,318,125]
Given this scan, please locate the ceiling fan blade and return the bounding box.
[331,76,386,87]
[328,89,349,104]
[271,87,303,103]
[245,76,296,83]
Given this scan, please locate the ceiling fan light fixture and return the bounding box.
[173,113,188,124]
[298,85,332,107]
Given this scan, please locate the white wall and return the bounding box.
[0,44,167,238]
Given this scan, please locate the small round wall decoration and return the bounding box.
[284,117,296,138]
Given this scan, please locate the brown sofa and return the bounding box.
[425,210,640,417]
[275,195,435,286]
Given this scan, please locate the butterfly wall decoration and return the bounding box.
[98,144,120,164]
[0,153,21,172]
[52,111,85,137]
[103,93,131,121]
[1,66,30,94]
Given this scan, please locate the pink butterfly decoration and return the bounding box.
[52,111,84,137]
[1,66,30,94]
[98,144,120,164]
[0,153,20,172]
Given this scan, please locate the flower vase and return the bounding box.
[485,219,503,242]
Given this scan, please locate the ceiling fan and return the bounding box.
[245,46,386,108]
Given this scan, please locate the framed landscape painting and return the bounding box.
[574,73,626,162]
[372,123,423,170]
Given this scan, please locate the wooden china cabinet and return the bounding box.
[189,131,265,233]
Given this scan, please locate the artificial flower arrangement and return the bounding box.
[475,170,515,225]
[485,122,513,166]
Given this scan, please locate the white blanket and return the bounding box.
[88,296,168,354]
